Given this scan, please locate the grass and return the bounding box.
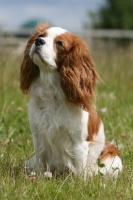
[0,44,133,200]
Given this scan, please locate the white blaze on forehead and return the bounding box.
[47,27,67,39]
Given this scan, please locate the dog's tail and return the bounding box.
[99,142,122,177]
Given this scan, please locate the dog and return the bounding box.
[20,23,122,177]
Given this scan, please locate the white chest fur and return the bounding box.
[27,71,89,174]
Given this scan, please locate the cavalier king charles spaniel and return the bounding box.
[20,23,122,177]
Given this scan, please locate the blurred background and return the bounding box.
[0,0,105,32]
[0,0,133,52]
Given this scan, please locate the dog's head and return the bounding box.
[20,23,99,111]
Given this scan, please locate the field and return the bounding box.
[0,43,133,200]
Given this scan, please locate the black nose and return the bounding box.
[35,37,45,46]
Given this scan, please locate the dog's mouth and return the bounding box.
[34,49,43,61]
[31,47,46,65]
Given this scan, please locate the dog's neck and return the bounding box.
[39,67,59,85]
[30,67,64,101]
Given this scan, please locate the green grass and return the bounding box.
[0,45,133,200]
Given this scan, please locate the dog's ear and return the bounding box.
[60,36,100,112]
[20,23,50,93]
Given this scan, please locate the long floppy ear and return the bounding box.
[60,36,100,112]
[20,23,50,93]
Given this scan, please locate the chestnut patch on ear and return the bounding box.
[20,23,50,93]
[60,37,99,112]
[20,57,39,93]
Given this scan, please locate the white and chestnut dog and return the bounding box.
[20,23,122,177]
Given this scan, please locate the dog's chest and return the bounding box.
[28,90,88,142]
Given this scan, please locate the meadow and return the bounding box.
[0,42,133,200]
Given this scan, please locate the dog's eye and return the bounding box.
[56,41,63,46]
[38,34,44,38]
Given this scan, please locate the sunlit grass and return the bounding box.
[0,45,133,199]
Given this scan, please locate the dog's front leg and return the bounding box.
[24,126,47,174]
